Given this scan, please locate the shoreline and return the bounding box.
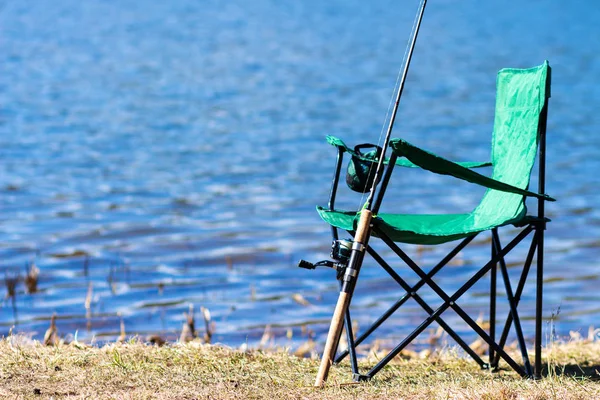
[2,336,600,399]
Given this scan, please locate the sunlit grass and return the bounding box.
[2,334,600,399]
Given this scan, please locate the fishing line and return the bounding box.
[361,0,427,210]
[357,0,426,209]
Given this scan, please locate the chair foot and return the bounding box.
[353,373,371,382]
[482,362,503,373]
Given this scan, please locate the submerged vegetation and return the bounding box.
[1,333,600,399]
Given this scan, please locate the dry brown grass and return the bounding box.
[1,336,600,400]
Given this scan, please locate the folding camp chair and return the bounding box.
[299,61,553,382]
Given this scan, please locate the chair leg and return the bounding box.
[492,230,533,376]
[492,230,538,369]
[535,225,544,378]
[490,229,497,368]
[343,304,359,375]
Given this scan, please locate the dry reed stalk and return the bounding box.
[24,262,39,294]
[43,314,59,346]
[83,256,89,277]
[291,293,311,306]
[147,335,166,346]
[117,312,126,343]
[85,282,93,331]
[201,306,213,344]
[259,325,272,348]
[4,272,19,323]
[179,304,196,343]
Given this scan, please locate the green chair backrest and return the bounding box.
[474,62,550,221]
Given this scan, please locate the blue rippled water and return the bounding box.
[1,0,599,350]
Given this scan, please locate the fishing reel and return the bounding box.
[297,239,353,280]
[330,239,352,264]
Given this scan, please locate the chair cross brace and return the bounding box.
[335,233,479,364]
[335,224,537,380]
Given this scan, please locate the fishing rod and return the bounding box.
[314,0,428,386]
[365,0,427,210]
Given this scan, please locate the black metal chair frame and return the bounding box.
[320,96,550,381]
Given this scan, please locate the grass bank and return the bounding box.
[1,337,600,399]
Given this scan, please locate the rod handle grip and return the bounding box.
[314,291,349,387]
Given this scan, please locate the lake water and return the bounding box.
[1,0,599,352]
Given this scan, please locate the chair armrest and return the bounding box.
[326,136,491,169]
[390,138,555,201]
[395,158,491,168]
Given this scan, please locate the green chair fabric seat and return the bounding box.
[317,208,526,245]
